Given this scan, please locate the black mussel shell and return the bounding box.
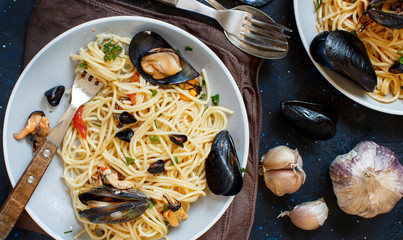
[147,160,165,174]
[78,186,150,205]
[389,61,403,74]
[206,130,243,196]
[78,186,150,224]
[368,8,403,29]
[169,134,187,148]
[44,85,65,107]
[310,30,377,92]
[129,31,199,85]
[280,100,338,140]
[119,111,137,125]
[116,129,134,143]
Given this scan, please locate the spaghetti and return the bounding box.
[315,0,403,103]
[61,33,232,239]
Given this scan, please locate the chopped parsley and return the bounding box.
[163,204,169,212]
[49,110,53,113]
[211,94,220,106]
[185,45,193,51]
[64,230,73,234]
[79,60,88,69]
[170,157,179,165]
[350,30,357,36]
[148,135,159,144]
[203,106,209,114]
[398,49,403,64]
[241,168,247,173]
[149,199,155,209]
[92,122,101,127]
[154,120,160,129]
[316,0,322,10]
[199,93,206,100]
[201,80,206,87]
[176,49,181,55]
[151,89,157,97]
[103,42,123,62]
[125,156,135,166]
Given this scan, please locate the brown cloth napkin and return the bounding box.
[20,0,262,239]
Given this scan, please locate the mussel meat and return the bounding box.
[361,0,403,30]
[78,186,150,224]
[280,100,338,140]
[44,85,65,107]
[206,130,243,196]
[13,111,51,152]
[115,128,134,143]
[129,31,199,85]
[310,30,377,92]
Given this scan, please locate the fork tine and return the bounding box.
[247,16,293,32]
[241,27,288,46]
[236,33,288,52]
[242,24,289,43]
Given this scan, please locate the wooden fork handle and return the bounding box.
[0,139,58,240]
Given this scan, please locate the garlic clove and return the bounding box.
[330,140,403,218]
[261,145,303,171]
[278,197,329,230]
[264,169,304,196]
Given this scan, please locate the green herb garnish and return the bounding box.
[316,0,322,10]
[203,106,209,114]
[152,89,157,97]
[92,122,101,127]
[211,94,220,106]
[154,120,160,129]
[149,199,155,209]
[49,110,53,113]
[170,157,179,165]
[185,45,193,51]
[163,204,169,212]
[149,135,159,144]
[103,42,123,62]
[125,156,135,166]
[199,93,206,100]
[201,80,206,87]
[79,60,88,69]
[350,30,357,36]
[64,230,73,234]
[241,168,247,173]
[398,49,403,64]
[176,49,181,55]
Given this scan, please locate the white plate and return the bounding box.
[3,16,249,240]
[294,0,403,115]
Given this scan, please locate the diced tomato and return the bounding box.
[128,71,140,105]
[73,105,87,139]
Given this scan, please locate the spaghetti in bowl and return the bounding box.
[294,0,403,115]
[3,16,248,240]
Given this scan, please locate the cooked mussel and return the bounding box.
[78,186,150,224]
[362,0,403,30]
[280,100,338,140]
[147,160,165,174]
[129,31,199,85]
[206,130,243,196]
[310,30,377,92]
[13,111,51,152]
[115,128,134,143]
[169,134,187,148]
[389,60,403,74]
[44,85,65,107]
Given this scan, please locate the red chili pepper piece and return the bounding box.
[73,105,87,139]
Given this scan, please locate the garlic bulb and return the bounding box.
[330,140,403,218]
[261,146,306,196]
[278,198,328,230]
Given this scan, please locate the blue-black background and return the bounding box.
[0,0,402,239]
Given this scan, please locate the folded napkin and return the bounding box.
[20,0,263,239]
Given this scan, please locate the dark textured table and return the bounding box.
[1,0,402,239]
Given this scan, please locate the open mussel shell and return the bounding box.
[310,30,377,92]
[280,100,338,140]
[129,31,199,85]
[44,85,65,107]
[206,130,243,196]
[78,186,150,224]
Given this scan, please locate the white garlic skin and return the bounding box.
[330,140,403,218]
[278,198,329,230]
[261,146,306,196]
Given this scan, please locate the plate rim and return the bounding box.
[293,0,403,116]
[3,15,249,240]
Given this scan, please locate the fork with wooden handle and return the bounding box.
[0,71,103,239]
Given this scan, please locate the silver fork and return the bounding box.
[156,0,290,52]
[0,71,103,239]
